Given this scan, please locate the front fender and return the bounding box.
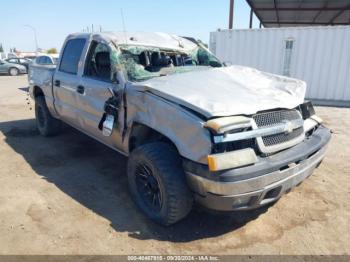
[124,88,211,164]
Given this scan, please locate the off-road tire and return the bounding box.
[35,96,61,136]
[128,142,193,226]
[9,67,19,76]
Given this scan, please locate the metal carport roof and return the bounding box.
[246,0,350,28]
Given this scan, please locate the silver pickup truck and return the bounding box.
[29,32,331,225]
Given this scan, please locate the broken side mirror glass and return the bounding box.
[102,114,115,136]
[98,87,122,137]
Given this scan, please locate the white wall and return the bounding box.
[210,26,350,105]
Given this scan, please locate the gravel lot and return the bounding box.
[0,75,349,255]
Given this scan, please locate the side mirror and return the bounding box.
[98,87,122,137]
[102,115,114,137]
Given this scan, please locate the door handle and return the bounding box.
[77,85,85,94]
[54,80,60,87]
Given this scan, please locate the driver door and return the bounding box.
[78,40,124,149]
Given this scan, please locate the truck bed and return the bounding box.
[28,64,56,92]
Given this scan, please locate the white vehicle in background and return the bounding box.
[7,52,18,59]
[28,54,59,82]
[32,54,59,66]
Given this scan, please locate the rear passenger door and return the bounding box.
[53,38,87,128]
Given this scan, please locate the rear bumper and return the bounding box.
[184,126,331,211]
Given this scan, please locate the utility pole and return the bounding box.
[24,25,39,53]
[229,0,234,29]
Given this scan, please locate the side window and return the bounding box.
[36,56,44,64]
[59,38,86,74]
[43,56,52,64]
[9,59,17,63]
[84,41,111,81]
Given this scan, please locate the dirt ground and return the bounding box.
[0,75,349,255]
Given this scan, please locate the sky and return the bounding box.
[0,0,260,52]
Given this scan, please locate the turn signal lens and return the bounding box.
[207,148,258,171]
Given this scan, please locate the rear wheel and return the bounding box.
[35,96,61,136]
[128,143,193,226]
[9,67,19,76]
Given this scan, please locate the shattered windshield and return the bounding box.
[112,44,222,82]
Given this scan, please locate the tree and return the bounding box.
[47,48,58,54]
[0,44,3,53]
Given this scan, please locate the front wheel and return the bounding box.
[9,67,19,76]
[128,143,193,226]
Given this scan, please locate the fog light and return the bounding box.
[207,148,258,171]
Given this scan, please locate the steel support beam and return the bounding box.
[246,0,265,28]
[313,1,329,23]
[274,0,279,27]
[264,21,349,25]
[254,7,350,11]
[249,8,253,28]
[229,0,234,29]
[329,4,350,24]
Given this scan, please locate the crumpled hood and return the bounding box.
[136,65,306,118]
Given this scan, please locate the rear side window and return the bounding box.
[36,56,44,64]
[59,38,86,74]
[36,56,50,65]
[42,57,52,64]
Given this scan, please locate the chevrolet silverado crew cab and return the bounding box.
[29,32,331,225]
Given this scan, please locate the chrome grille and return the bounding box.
[253,109,304,153]
[253,110,301,128]
[262,126,304,146]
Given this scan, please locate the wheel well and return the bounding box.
[33,86,44,98]
[129,123,178,153]
[8,67,18,72]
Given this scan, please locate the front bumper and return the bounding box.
[184,126,331,211]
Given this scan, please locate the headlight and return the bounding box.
[204,116,251,134]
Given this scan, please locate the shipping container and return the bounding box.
[210,26,350,106]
